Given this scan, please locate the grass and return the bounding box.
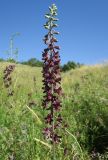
[0,62,108,159]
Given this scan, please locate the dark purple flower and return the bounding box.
[43,127,51,139]
[45,114,53,124]
[54,46,60,50]
[52,99,61,111]
[53,133,61,143]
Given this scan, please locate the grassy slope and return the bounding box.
[0,62,108,160]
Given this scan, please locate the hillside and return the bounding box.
[0,62,108,159]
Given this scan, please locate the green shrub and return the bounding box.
[0,58,4,62]
[21,58,43,67]
[62,61,83,72]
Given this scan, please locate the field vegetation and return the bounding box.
[0,62,108,159]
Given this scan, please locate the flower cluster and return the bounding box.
[3,64,15,96]
[42,4,62,144]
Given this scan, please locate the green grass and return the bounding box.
[0,62,108,159]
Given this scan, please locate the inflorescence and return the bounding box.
[3,64,15,96]
[42,4,62,144]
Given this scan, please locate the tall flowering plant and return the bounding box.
[3,64,15,96]
[42,4,62,144]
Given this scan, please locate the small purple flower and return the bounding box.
[43,127,51,139]
[45,114,53,124]
[53,133,61,143]
[52,99,61,111]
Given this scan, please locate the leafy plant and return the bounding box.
[62,61,83,72]
[3,64,15,96]
[42,4,63,159]
[5,33,20,62]
[21,58,43,67]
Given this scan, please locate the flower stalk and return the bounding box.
[3,64,15,96]
[42,4,62,158]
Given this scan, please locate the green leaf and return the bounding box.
[45,14,51,19]
[52,4,57,10]
[49,4,57,16]
[44,24,50,30]
[51,23,58,28]
[50,17,59,21]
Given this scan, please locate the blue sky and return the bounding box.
[0,0,108,64]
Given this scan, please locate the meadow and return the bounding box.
[0,62,108,160]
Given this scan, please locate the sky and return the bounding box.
[0,0,108,65]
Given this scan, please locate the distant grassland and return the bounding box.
[0,62,108,159]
